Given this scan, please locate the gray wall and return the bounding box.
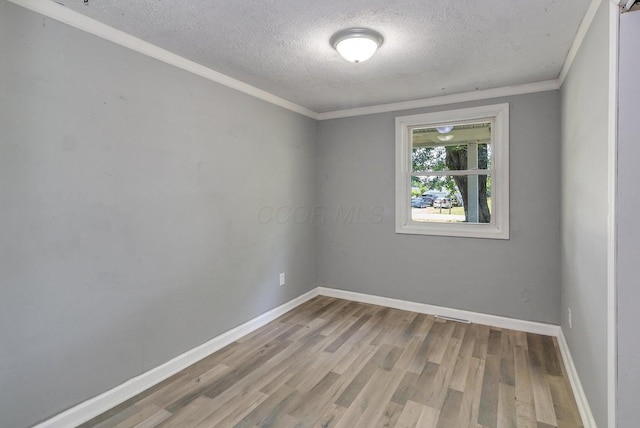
[317,91,562,324]
[560,2,610,426]
[0,3,317,427]
[617,9,640,428]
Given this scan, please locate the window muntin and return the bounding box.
[396,104,509,239]
[411,121,493,225]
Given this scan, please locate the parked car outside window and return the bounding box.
[411,197,433,208]
[433,198,452,209]
[421,195,435,207]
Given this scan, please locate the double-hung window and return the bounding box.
[395,103,509,239]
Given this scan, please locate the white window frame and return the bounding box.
[395,103,509,239]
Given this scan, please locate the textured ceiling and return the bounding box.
[62,0,591,113]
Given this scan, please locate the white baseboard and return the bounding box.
[34,288,319,428]
[318,286,595,428]
[35,286,594,428]
[318,287,561,336]
[557,329,597,428]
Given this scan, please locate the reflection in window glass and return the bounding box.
[411,123,492,172]
[410,122,493,224]
[396,103,509,239]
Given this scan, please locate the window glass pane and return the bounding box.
[412,123,492,172]
[411,174,492,224]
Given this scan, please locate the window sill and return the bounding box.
[395,221,509,240]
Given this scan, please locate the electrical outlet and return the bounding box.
[568,307,572,329]
[279,272,285,286]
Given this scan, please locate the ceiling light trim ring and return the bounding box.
[330,28,384,63]
[330,28,384,48]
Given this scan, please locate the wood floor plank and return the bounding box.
[335,367,403,428]
[193,390,268,427]
[373,401,404,428]
[352,368,405,428]
[389,312,424,349]
[513,331,528,349]
[297,308,357,345]
[394,337,423,373]
[321,310,391,373]
[449,323,477,391]
[497,382,517,428]
[390,370,422,406]
[478,353,501,427]
[369,308,410,346]
[399,313,428,342]
[285,371,339,420]
[257,338,327,395]
[156,395,216,428]
[550,338,583,428]
[253,387,302,427]
[329,340,377,375]
[311,403,347,428]
[546,374,583,428]
[233,383,297,427]
[416,405,441,427]
[136,363,229,410]
[407,320,445,373]
[458,356,486,427]
[334,344,399,408]
[422,336,463,410]
[395,400,426,428]
[500,331,516,387]
[536,335,563,377]
[81,297,581,428]
[324,313,372,353]
[199,340,315,419]
[527,339,559,427]
[87,405,138,428]
[514,346,538,428]
[113,405,165,428]
[167,340,289,412]
[287,318,326,342]
[488,329,503,355]
[426,321,456,364]
[281,297,338,325]
[132,409,172,428]
[473,324,491,359]
[289,347,379,426]
[435,388,464,428]
[234,320,293,345]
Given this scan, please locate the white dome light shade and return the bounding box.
[336,37,378,63]
[331,28,383,63]
[436,126,454,134]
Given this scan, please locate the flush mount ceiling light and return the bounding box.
[331,28,383,63]
[436,126,454,134]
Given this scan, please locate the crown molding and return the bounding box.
[8,0,573,123]
[6,0,319,120]
[559,0,605,86]
[317,80,560,120]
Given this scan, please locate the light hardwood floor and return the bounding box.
[80,296,582,428]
